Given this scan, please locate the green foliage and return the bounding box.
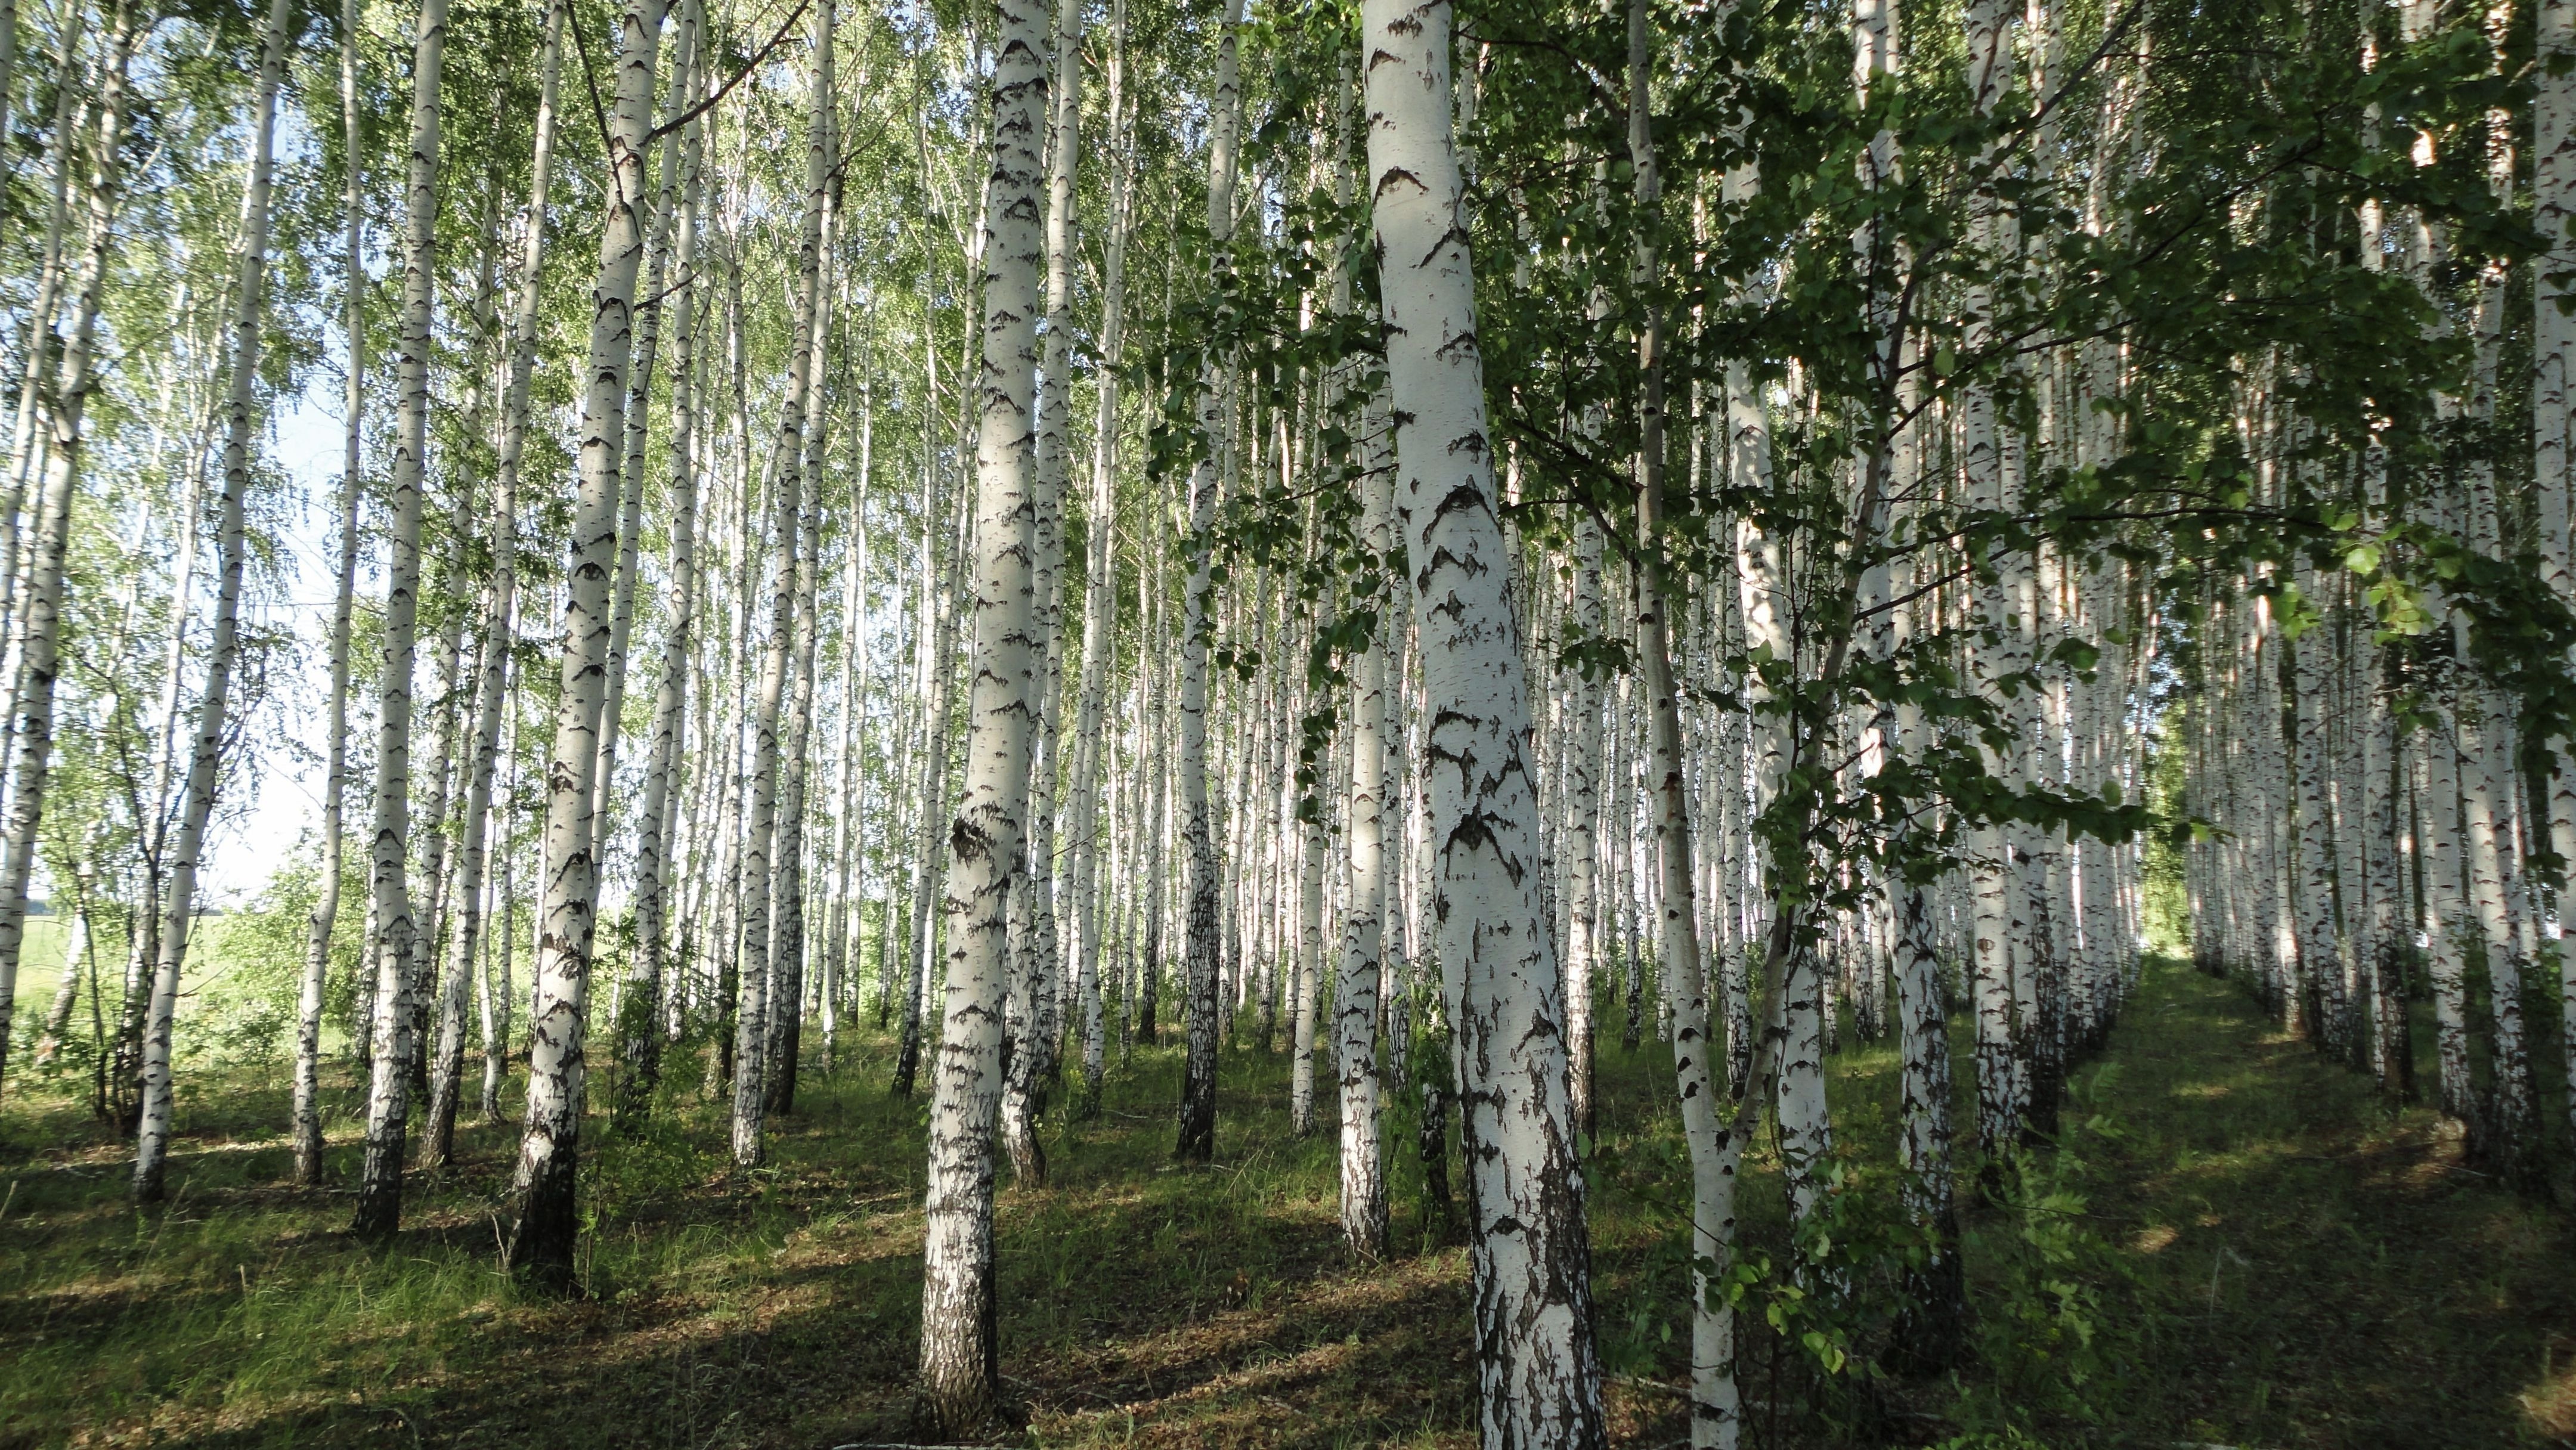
[1948,1122,2133,1440]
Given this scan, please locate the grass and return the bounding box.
[1,958,2571,1448]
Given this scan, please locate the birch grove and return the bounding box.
[10,0,2576,1444]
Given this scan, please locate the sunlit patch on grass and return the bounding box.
[2130,1223,2178,1254]
[2176,1080,2233,1099]
[2519,1347,2576,1441]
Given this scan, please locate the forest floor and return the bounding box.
[2,956,2573,1449]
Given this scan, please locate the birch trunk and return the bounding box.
[1064,2,1128,1108]
[291,0,374,1182]
[730,5,832,1159]
[1959,0,2023,1162]
[0,7,87,663]
[1001,0,1085,1181]
[1624,10,1733,1433]
[129,0,293,1203]
[0,0,135,1105]
[1335,385,1391,1259]
[1364,0,1605,1437]
[590,8,701,890]
[425,0,575,1152]
[415,200,504,1158]
[348,0,448,1241]
[1173,0,1244,1164]
[506,0,668,1286]
[767,178,840,1116]
[619,0,702,1128]
[893,317,959,1098]
[918,0,1048,1418]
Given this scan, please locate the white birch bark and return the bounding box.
[1335,382,1391,1259]
[1174,0,1245,1163]
[349,0,448,1241]
[290,0,374,1182]
[1364,0,1605,1438]
[766,169,841,1115]
[129,0,293,1203]
[1561,517,1605,1138]
[2537,0,2576,1151]
[1001,0,1085,1181]
[1959,0,2023,1159]
[620,0,702,1126]
[918,0,1048,1418]
[0,6,88,663]
[591,7,701,888]
[1064,0,1129,1109]
[506,0,667,1285]
[731,7,833,1158]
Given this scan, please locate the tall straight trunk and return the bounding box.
[1336,383,1391,1259]
[1174,0,1245,1166]
[918,0,1048,1424]
[414,193,504,1133]
[822,362,875,1073]
[2289,567,2345,1055]
[488,711,521,1118]
[2417,705,2478,1136]
[506,0,668,1287]
[1137,535,1169,1046]
[1958,0,2022,1162]
[1065,5,1128,1105]
[1001,0,1085,1178]
[621,0,703,1128]
[293,0,382,1184]
[591,8,701,890]
[471,3,565,1126]
[768,243,837,1114]
[0,0,135,1110]
[424,593,508,1170]
[1627,9,1733,1434]
[1363,0,1605,1439]
[425,2,576,1157]
[1562,519,1605,1138]
[1851,0,1958,1309]
[0,6,89,662]
[129,0,294,1203]
[2535,0,2576,1152]
[735,20,834,1152]
[349,0,451,1240]
[893,298,959,1099]
[2361,622,2410,1100]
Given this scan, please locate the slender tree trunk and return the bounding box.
[1174,0,1245,1166]
[731,7,830,1159]
[289,0,376,1182]
[623,21,706,1126]
[1000,0,1083,1185]
[129,0,294,1203]
[767,238,836,1115]
[505,0,668,1286]
[822,357,874,1075]
[0,0,135,1113]
[893,296,959,1099]
[1626,8,1737,1435]
[1336,378,1391,1259]
[0,7,88,658]
[1065,1,1128,1111]
[2535,0,2576,1155]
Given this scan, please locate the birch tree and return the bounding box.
[506,0,668,1286]
[917,0,1047,1421]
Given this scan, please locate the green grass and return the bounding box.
[1,959,2571,1448]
